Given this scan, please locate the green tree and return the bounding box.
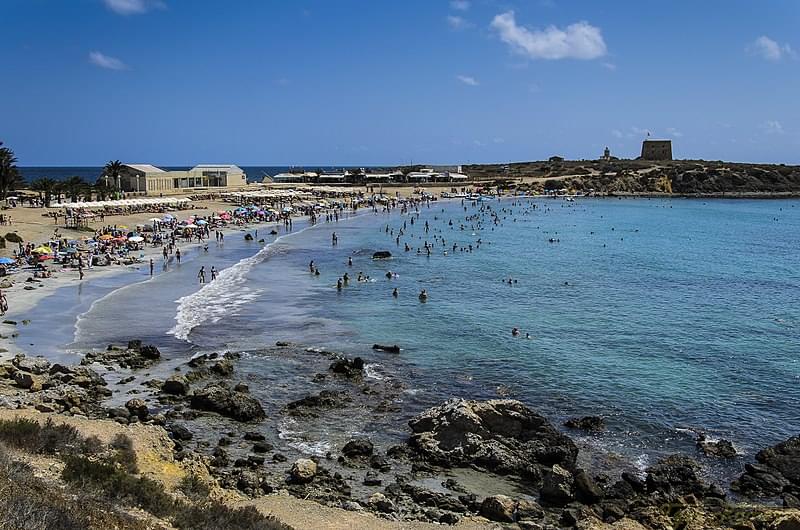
[63,176,89,202]
[0,142,24,200]
[29,177,59,207]
[101,160,123,191]
[93,181,114,201]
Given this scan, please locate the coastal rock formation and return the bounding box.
[372,344,400,354]
[733,435,800,499]
[407,399,578,478]
[285,390,351,418]
[540,464,575,505]
[564,416,606,432]
[162,375,190,395]
[81,341,161,369]
[190,383,265,422]
[328,356,364,379]
[696,435,736,458]
[341,438,374,458]
[289,458,317,483]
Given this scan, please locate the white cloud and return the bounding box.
[747,36,795,61]
[450,0,470,11]
[457,75,479,86]
[630,126,650,137]
[88,51,127,70]
[611,129,623,139]
[490,11,606,60]
[446,15,473,30]
[761,120,784,134]
[103,0,165,15]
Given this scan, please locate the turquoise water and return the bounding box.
[17,197,800,476]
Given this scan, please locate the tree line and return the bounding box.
[0,142,124,206]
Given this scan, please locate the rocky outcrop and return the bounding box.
[285,390,351,417]
[407,399,577,479]
[190,383,265,422]
[341,438,374,459]
[162,375,190,396]
[733,435,800,500]
[372,344,400,354]
[697,435,736,458]
[82,341,161,369]
[328,356,364,379]
[565,416,605,432]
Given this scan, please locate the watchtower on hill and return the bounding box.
[640,139,672,161]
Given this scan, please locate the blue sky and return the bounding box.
[3,0,799,165]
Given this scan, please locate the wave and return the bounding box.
[169,224,316,341]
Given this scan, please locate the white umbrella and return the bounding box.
[184,224,198,229]
[128,236,144,243]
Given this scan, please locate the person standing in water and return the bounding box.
[197,266,206,284]
[332,232,338,245]
[210,266,217,281]
[176,248,181,264]
[392,287,398,298]
[149,258,154,276]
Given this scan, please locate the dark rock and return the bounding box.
[248,455,265,466]
[139,345,161,360]
[342,438,374,458]
[645,454,706,499]
[243,431,265,441]
[516,499,544,520]
[162,375,190,395]
[372,251,392,259]
[784,493,800,508]
[127,340,142,351]
[273,453,287,463]
[408,399,577,479]
[211,359,234,376]
[329,356,365,379]
[286,390,351,417]
[696,434,737,458]
[574,468,604,504]
[368,492,394,513]
[564,415,605,432]
[125,398,149,420]
[363,471,382,486]
[190,383,265,422]
[439,512,460,525]
[275,341,290,347]
[233,382,249,393]
[168,424,193,441]
[372,344,400,354]
[540,464,574,505]
[369,454,391,472]
[108,407,130,419]
[252,441,273,453]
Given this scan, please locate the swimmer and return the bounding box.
[348,256,353,266]
[512,327,520,337]
[419,289,428,302]
[392,287,398,298]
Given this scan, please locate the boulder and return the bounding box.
[564,416,605,432]
[733,436,800,497]
[574,468,604,504]
[168,424,193,441]
[540,464,575,505]
[14,371,44,391]
[329,356,364,379]
[516,499,544,520]
[190,383,265,422]
[162,375,190,395]
[372,344,400,354]
[645,454,706,499]
[368,492,395,513]
[12,354,50,375]
[480,494,515,523]
[286,390,351,417]
[139,345,161,360]
[408,399,578,478]
[125,398,149,420]
[342,438,374,458]
[697,437,736,458]
[372,251,392,259]
[289,458,317,483]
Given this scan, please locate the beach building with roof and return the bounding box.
[115,164,248,195]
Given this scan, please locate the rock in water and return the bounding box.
[342,438,374,458]
[697,436,736,458]
[407,399,577,478]
[733,435,800,497]
[162,375,189,395]
[190,383,265,422]
[372,251,392,259]
[564,416,605,432]
[372,344,400,354]
[289,458,317,483]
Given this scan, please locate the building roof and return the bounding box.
[191,164,244,172]
[642,139,671,143]
[123,164,165,173]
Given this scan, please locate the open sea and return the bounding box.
[14,197,800,483]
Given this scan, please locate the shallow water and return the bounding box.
[16,197,800,482]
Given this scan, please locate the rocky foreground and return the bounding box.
[1,345,799,529]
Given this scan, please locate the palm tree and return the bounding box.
[29,177,58,207]
[101,160,123,192]
[0,142,24,200]
[63,176,89,202]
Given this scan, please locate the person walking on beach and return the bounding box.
[176,248,181,264]
[149,259,154,276]
[198,266,206,284]
[78,259,84,281]
[210,266,217,281]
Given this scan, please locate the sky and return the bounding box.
[3,0,799,166]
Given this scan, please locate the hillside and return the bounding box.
[462,159,800,195]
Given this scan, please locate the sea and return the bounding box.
[12,196,800,484]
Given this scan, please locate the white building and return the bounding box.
[115,164,248,195]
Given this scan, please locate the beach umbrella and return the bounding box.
[33,245,53,254]
[0,257,14,264]
[128,236,144,243]
[38,255,53,261]
[196,219,208,225]
[184,224,198,229]
[64,248,79,255]
[98,234,113,240]
[118,225,129,230]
